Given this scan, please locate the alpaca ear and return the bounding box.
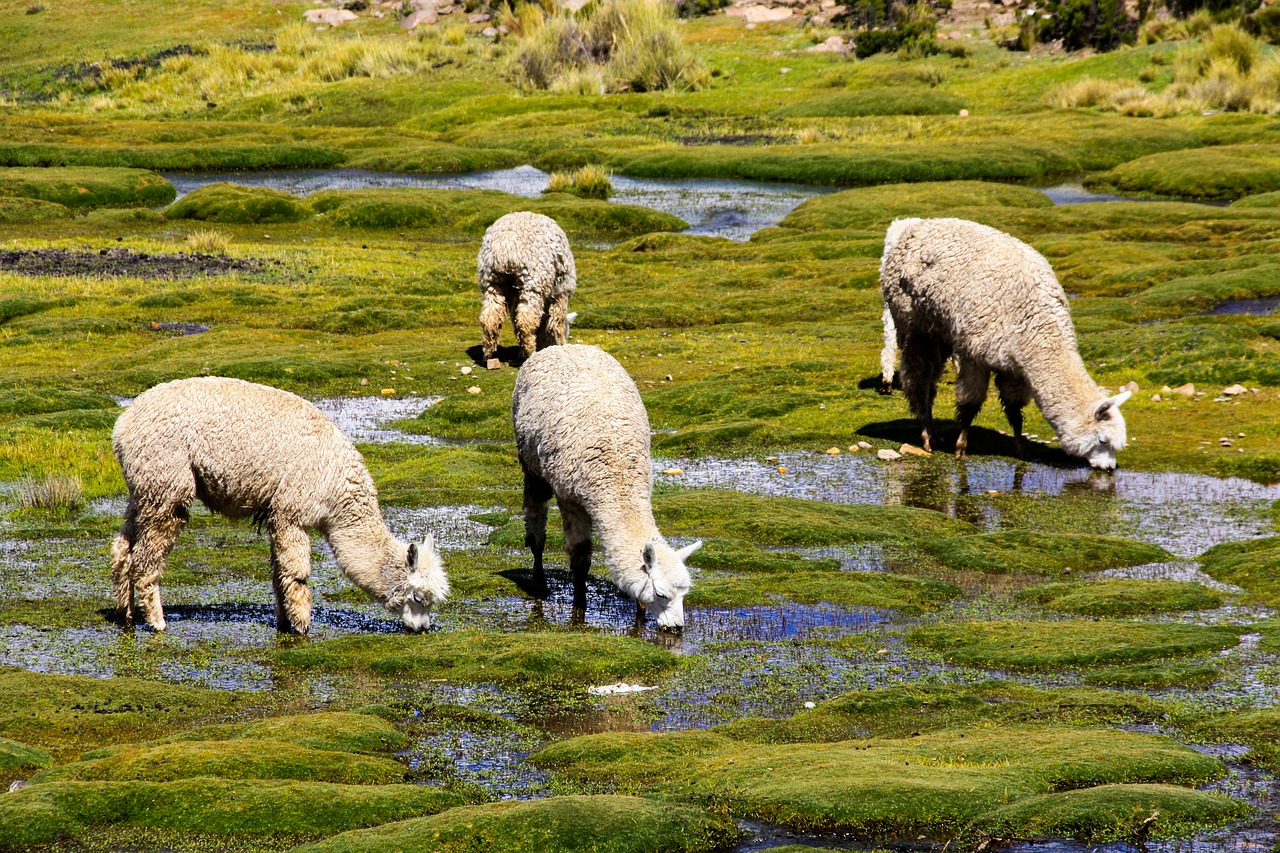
[1095,390,1131,421]
[642,542,655,574]
[676,541,702,561]
[407,543,418,567]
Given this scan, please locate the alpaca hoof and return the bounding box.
[877,381,893,395]
[486,358,501,370]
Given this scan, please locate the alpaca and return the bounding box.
[110,377,449,633]
[879,217,1131,470]
[512,345,699,630]
[477,211,577,368]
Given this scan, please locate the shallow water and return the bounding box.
[161,166,835,242]
[1206,297,1280,317]
[312,395,441,445]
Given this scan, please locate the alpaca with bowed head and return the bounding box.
[512,345,700,630]
[879,217,1131,470]
[110,377,449,634]
[477,211,577,369]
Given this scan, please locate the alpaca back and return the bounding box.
[479,212,576,299]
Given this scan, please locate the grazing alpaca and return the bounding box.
[512,345,699,629]
[110,377,449,633]
[477,211,577,368]
[879,217,1131,469]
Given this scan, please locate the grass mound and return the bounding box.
[0,737,52,772]
[776,180,1053,234]
[1083,661,1220,689]
[0,388,116,416]
[0,167,175,209]
[1015,580,1224,616]
[654,490,976,546]
[688,569,962,612]
[165,183,313,224]
[0,778,468,845]
[688,538,841,573]
[906,620,1240,669]
[974,783,1248,844]
[1200,535,1280,608]
[923,531,1170,575]
[30,740,406,785]
[1089,145,1280,201]
[773,89,966,118]
[0,197,70,223]
[534,726,1229,841]
[291,795,742,853]
[275,630,679,685]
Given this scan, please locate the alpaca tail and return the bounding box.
[109,534,135,626]
[879,306,897,395]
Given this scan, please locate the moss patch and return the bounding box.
[1082,662,1220,689]
[1015,580,1225,616]
[1089,144,1280,201]
[688,569,961,612]
[0,166,175,208]
[974,783,1249,844]
[165,183,314,224]
[1200,536,1280,608]
[30,739,406,785]
[0,197,70,223]
[906,620,1240,670]
[773,89,966,118]
[535,726,1228,840]
[276,630,679,686]
[0,778,469,845]
[0,736,51,772]
[292,795,742,853]
[923,531,1170,575]
[687,537,841,573]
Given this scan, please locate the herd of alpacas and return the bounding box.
[108,211,1130,635]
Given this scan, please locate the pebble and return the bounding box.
[959,108,969,117]
[877,448,902,461]
[460,365,472,375]
[8,780,27,792]
[825,446,840,455]
[899,443,930,457]
[467,386,482,395]
[486,358,501,370]
[857,441,873,450]
[848,444,861,453]
[662,468,683,476]
[1223,383,1249,396]
[803,701,817,709]
[1151,393,1161,402]
[380,388,395,396]
[1174,382,1196,397]
[1122,380,1140,393]
[665,375,673,382]
[776,466,788,474]
[359,378,369,386]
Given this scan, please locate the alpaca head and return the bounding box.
[634,540,700,632]
[385,535,450,632]
[1064,390,1130,471]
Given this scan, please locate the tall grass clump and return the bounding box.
[13,474,84,514]
[545,164,612,199]
[510,0,709,93]
[185,229,231,253]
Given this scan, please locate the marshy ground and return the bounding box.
[1,0,1280,850]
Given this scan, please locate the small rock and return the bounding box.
[807,35,852,53]
[857,441,873,450]
[360,378,369,386]
[665,374,674,381]
[482,26,498,36]
[825,446,841,455]
[803,701,817,709]
[1151,393,1161,402]
[877,448,902,461]
[467,386,482,395]
[1161,385,1173,393]
[726,4,794,21]
[848,444,861,453]
[1223,383,1249,396]
[875,648,889,655]
[468,11,491,22]
[8,780,27,793]
[1213,396,1230,403]
[381,388,396,396]
[304,7,359,25]
[959,108,969,117]
[899,443,930,457]
[401,7,437,28]
[987,489,1000,495]
[777,466,788,474]
[486,358,501,370]
[1174,383,1195,397]
[1122,380,1140,393]
[662,468,683,476]
[460,365,472,375]
[1238,432,1246,437]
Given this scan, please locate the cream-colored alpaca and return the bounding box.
[110,377,449,634]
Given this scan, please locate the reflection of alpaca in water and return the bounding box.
[513,345,700,631]
[110,377,449,634]
[879,217,1131,469]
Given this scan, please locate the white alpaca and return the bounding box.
[512,345,699,630]
[110,377,450,634]
[477,211,577,368]
[879,217,1131,470]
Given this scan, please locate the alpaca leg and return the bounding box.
[110,496,139,625]
[560,499,593,614]
[513,294,545,360]
[538,293,571,350]
[878,307,897,394]
[131,505,188,632]
[479,286,506,365]
[269,524,313,634]
[899,331,948,453]
[523,468,554,590]
[953,357,991,459]
[995,372,1034,460]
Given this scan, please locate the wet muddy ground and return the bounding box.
[1,396,1277,850]
[0,248,271,278]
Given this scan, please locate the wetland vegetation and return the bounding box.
[1,0,1280,849]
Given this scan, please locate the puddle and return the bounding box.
[1037,183,1162,205]
[310,395,441,445]
[161,166,834,242]
[1206,297,1280,316]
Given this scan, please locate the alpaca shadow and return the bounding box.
[499,567,553,600]
[857,372,900,392]
[153,603,405,634]
[859,417,1080,468]
[466,344,526,369]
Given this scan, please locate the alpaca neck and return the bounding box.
[598,513,660,574]
[1025,345,1104,441]
[326,518,399,601]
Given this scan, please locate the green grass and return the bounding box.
[0,197,70,223]
[1089,144,1280,201]
[166,183,314,224]
[906,620,1240,669]
[688,569,961,611]
[923,531,1171,575]
[0,737,52,772]
[773,88,967,117]
[292,795,743,853]
[1199,536,1280,607]
[1082,661,1221,689]
[0,166,175,208]
[1014,580,1224,616]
